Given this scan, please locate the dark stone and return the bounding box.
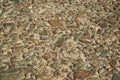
[10,0,20,3]
[54,37,65,47]
[112,73,120,80]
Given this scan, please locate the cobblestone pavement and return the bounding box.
[0,0,120,80]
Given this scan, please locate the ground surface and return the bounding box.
[0,0,120,80]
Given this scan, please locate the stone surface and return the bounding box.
[0,0,119,80]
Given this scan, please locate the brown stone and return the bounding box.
[48,18,66,28]
[73,70,94,80]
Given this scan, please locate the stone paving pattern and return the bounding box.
[0,0,120,80]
